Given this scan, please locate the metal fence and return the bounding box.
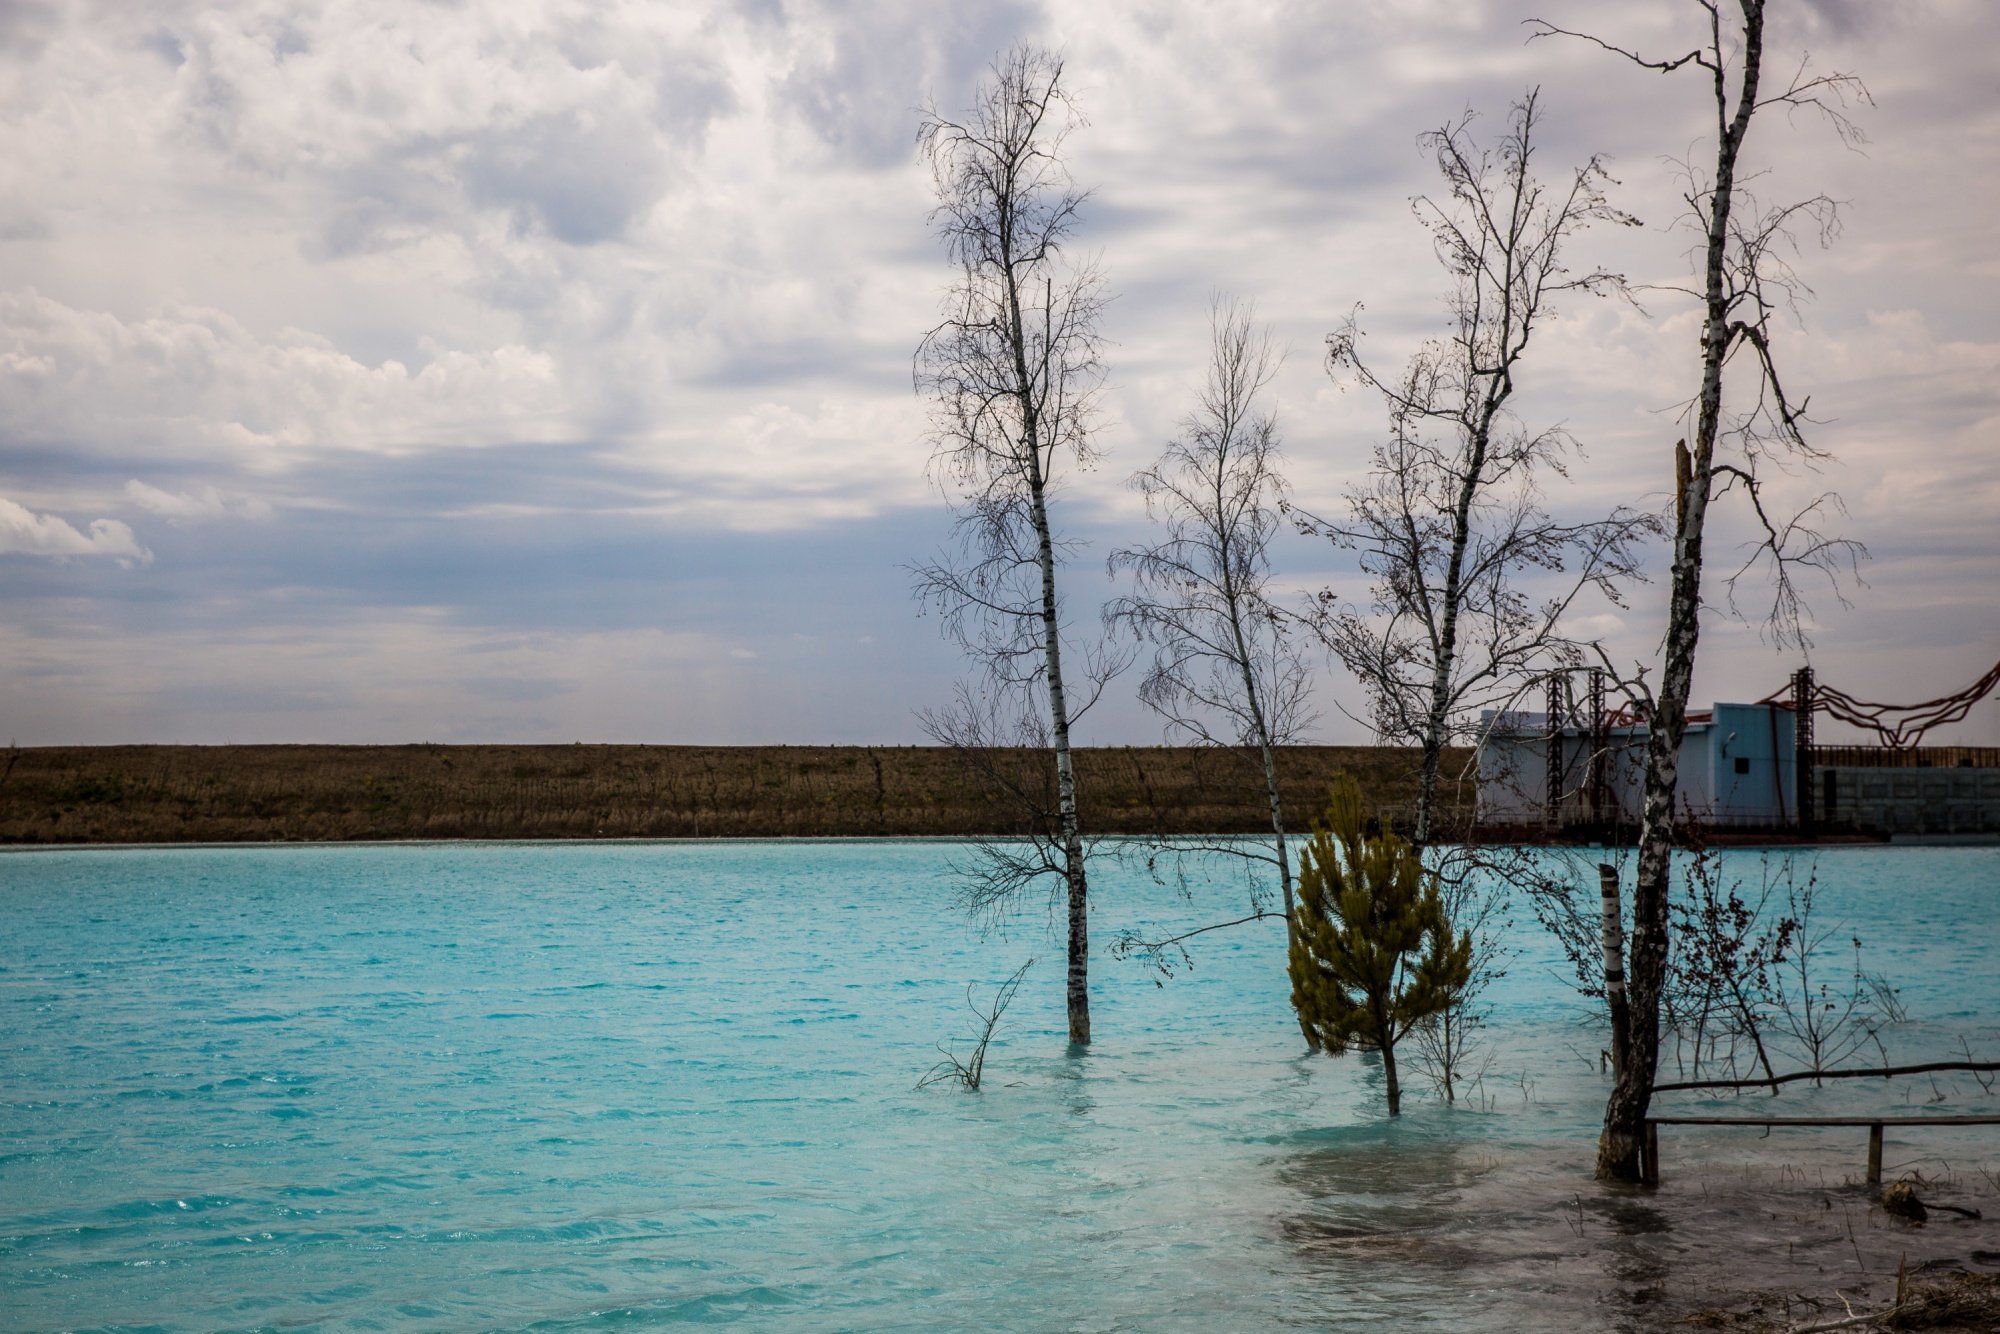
[1812,745,2000,769]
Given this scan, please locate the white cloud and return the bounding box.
[0,289,573,456]
[124,478,271,521]
[0,494,148,560]
[0,0,1995,741]
[1560,613,1626,642]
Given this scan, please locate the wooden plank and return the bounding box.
[1653,1058,2000,1094]
[1647,1115,2000,1127]
[1643,1113,1998,1188]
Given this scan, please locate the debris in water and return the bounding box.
[1883,1183,1929,1226]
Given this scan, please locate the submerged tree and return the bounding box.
[919,960,1035,1092]
[1106,300,1316,1022]
[912,48,1111,1045]
[1298,90,1657,850]
[1531,1,1869,1181]
[1288,775,1472,1115]
[1407,867,1509,1102]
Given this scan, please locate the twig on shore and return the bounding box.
[1782,1302,1906,1333]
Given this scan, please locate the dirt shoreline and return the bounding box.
[0,743,1472,844]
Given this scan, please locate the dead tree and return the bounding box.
[912,48,1111,1046]
[919,960,1035,1092]
[1664,840,1788,1088]
[1105,300,1316,1025]
[1297,90,1657,851]
[1408,865,1509,1102]
[1531,0,1869,1182]
[1764,876,1899,1080]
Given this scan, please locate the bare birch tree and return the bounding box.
[1297,90,1658,851]
[1531,0,1868,1182]
[912,47,1109,1046]
[1105,301,1316,987]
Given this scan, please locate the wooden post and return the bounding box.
[1642,1121,1660,1186]
[1588,668,1608,831]
[1794,667,1815,836]
[1868,1122,1883,1186]
[1599,863,1629,1081]
[1547,674,1566,832]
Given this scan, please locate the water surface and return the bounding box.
[3,842,1997,1331]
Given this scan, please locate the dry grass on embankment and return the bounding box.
[0,744,1473,844]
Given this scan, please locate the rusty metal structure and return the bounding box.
[1772,659,2000,834]
[1764,658,2000,751]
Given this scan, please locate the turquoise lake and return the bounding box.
[3,842,1998,1332]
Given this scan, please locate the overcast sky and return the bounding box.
[1,0,1995,746]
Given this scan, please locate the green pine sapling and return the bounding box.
[1288,774,1472,1114]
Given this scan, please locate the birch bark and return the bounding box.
[914,48,1107,1046]
[1597,4,1761,1182]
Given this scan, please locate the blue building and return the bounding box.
[1477,701,1798,830]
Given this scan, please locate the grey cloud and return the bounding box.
[462,109,671,245]
[0,0,1995,744]
[0,0,59,59]
[462,676,575,702]
[0,209,50,241]
[313,111,681,258]
[648,48,739,136]
[312,137,474,257]
[315,187,440,258]
[159,6,729,253]
[135,27,184,66]
[776,0,1045,168]
[688,337,884,390]
[732,0,785,28]
[264,15,311,59]
[1791,0,1888,39]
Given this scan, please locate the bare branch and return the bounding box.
[1106,298,1315,1020]
[1108,910,1286,981]
[1554,0,1872,1185]
[1524,21,1710,75]
[1710,467,1868,648]
[1302,91,1659,847]
[913,47,1113,1045]
[918,960,1035,1091]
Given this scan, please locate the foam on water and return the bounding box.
[2,842,1997,1332]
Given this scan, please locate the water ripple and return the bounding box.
[1,842,1996,1332]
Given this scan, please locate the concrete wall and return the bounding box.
[1817,765,2000,838]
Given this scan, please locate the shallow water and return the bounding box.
[2,842,1997,1332]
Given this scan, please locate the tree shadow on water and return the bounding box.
[1272,1136,2000,1330]
[1584,1197,1676,1320]
[1274,1130,1527,1268]
[1267,1130,1701,1328]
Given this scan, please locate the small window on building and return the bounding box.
[1734,756,1751,775]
